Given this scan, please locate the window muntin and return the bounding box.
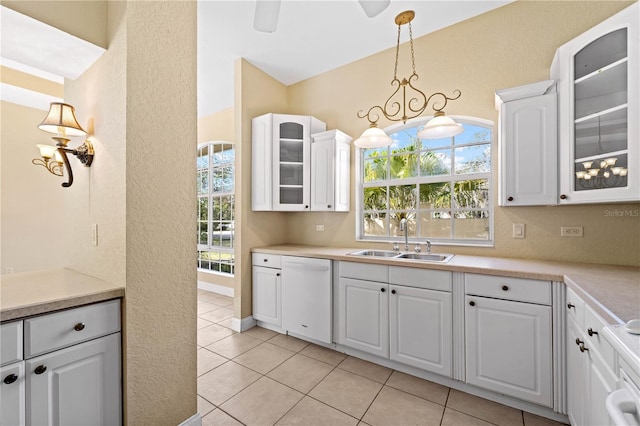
[358,117,493,245]
[197,142,235,275]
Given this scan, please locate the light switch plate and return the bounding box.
[513,223,525,239]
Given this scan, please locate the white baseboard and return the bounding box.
[179,413,202,426]
[230,315,256,332]
[197,281,234,297]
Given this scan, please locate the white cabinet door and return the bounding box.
[553,3,639,204]
[252,266,282,326]
[567,319,586,426]
[310,130,351,212]
[498,90,557,206]
[1,361,25,426]
[281,257,332,343]
[251,114,274,211]
[389,285,452,377]
[465,296,552,407]
[26,333,121,426]
[338,278,389,358]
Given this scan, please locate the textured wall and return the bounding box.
[283,1,640,266]
[65,1,197,424]
[237,59,291,318]
[0,101,66,274]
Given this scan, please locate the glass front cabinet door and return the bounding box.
[552,3,638,204]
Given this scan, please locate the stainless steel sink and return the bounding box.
[347,250,454,263]
[348,250,400,258]
[395,253,454,263]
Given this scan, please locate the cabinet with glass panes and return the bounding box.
[552,2,638,204]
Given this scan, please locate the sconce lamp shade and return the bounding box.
[353,124,393,149]
[38,102,87,137]
[36,144,58,159]
[417,112,464,140]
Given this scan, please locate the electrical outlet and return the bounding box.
[513,223,525,239]
[92,224,99,246]
[316,225,325,232]
[561,226,583,237]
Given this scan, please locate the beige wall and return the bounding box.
[282,0,639,267]
[0,101,66,274]
[236,59,291,317]
[1,67,64,97]
[65,1,197,424]
[1,0,108,48]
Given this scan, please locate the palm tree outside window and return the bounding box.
[357,117,493,245]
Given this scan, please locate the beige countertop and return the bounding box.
[252,244,640,324]
[1,268,124,322]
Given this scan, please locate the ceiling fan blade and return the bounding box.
[254,0,281,33]
[358,0,390,18]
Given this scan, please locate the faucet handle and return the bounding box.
[392,242,400,251]
[425,240,432,253]
[414,244,422,253]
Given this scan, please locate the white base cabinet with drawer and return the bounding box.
[0,300,121,426]
[566,287,616,426]
[465,274,553,407]
[252,254,282,327]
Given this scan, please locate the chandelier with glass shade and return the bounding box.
[354,10,463,149]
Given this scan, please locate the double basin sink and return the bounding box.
[348,250,454,263]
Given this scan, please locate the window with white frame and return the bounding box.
[357,117,493,245]
[197,142,235,275]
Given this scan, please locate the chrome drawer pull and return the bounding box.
[74,322,86,331]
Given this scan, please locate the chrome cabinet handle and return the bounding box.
[74,322,85,331]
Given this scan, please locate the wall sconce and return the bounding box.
[32,102,94,188]
[355,10,463,149]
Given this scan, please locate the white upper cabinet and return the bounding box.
[552,3,639,204]
[496,80,558,206]
[251,113,327,211]
[310,130,351,212]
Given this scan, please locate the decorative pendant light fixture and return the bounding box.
[355,10,463,149]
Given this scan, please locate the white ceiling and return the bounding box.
[197,0,513,117]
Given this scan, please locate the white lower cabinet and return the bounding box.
[566,288,616,426]
[465,274,552,407]
[26,333,121,426]
[281,256,332,343]
[1,361,25,426]
[0,300,121,426]
[389,285,452,376]
[338,277,389,358]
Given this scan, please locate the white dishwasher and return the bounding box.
[281,256,332,344]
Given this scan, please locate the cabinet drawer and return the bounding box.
[339,261,388,283]
[584,304,615,370]
[566,287,585,326]
[252,253,282,269]
[465,274,551,305]
[1,321,23,366]
[389,266,451,292]
[24,300,121,358]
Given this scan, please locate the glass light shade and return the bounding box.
[582,161,593,169]
[36,144,58,159]
[603,171,610,178]
[612,167,622,175]
[353,125,393,149]
[417,113,463,140]
[605,158,617,166]
[600,161,607,168]
[620,169,628,176]
[575,171,587,179]
[584,174,592,180]
[588,168,600,176]
[38,102,87,137]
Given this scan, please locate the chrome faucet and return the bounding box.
[425,240,432,254]
[399,218,409,251]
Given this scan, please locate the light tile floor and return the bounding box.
[197,289,567,426]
